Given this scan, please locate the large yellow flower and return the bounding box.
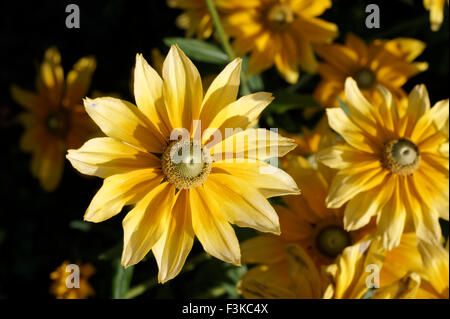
[313,34,428,108]
[66,45,299,283]
[318,78,449,250]
[424,0,449,31]
[10,47,98,191]
[50,261,95,299]
[238,154,375,298]
[221,0,338,83]
[167,0,214,39]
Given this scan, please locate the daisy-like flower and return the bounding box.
[424,0,449,31]
[67,45,299,283]
[167,0,215,39]
[11,47,98,191]
[318,78,449,250]
[374,234,449,299]
[221,0,338,83]
[313,34,428,107]
[238,155,375,298]
[50,261,95,299]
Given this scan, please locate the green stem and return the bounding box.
[205,0,251,95]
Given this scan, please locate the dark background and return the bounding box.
[1,0,448,298]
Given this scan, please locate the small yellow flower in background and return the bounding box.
[167,0,214,39]
[50,261,95,299]
[313,34,428,107]
[424,0,449,31]
[67,45,299,283]
[221,0,338,83]
[238,155,375,298]
[317,78,449,250]
[11,47,98,191]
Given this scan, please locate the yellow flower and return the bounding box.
[313,34,428,107]
[424,0,449,31]
[11,47,98,191]
[317,78,449,250]
[66,45,299,283]
[49,261,95,299]
[375,234,449,299]
[167,0,214,39]
[238,153,376,298]
[221,0,338,83]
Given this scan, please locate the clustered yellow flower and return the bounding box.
[49,261,95,299]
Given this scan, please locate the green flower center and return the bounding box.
[316,225,351,258]
[45,109,69,136]
[267,3,295,29]
[383,138,420,176]
[161,140,212,189]
[354,68,375,89]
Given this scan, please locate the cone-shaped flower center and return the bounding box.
[383,138,420,176]
[267,3,295,29]
[162,140,212,189]
[46,109,69,136]
[316,225,351,258]
[354,68,375,89]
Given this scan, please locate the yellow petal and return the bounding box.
[212,161,299,198]
[210,128,297,162]
[152,190,194,283]
[65,56,96,106]
[373,272,421,299]
[162,45,203,131]
[418,240,449,297]
[39,47,64,107]
[190,186,241,265]
[83,97,165,153]
[85,169,163,223]
[203,92,273,142]
[67,137,160,178]
[10,85,37,110]
[200,58,242,129]
[317,145,378,170]
[121,182,176,267]
[205,173,280,234]
[35,140,65,192]
[133,54,169,138]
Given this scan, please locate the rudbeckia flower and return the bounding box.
[67,45,299,283]
[238,155,375,298]
[221,0,338,83]
[374,234,449,299]
[11,47,98,191]
[318,78,449,250]
[50,261,95,299]
[313,34,428,107]
[424,0,449,31]
[167,0,215,39]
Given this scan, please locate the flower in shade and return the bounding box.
[313,34,428,107]
[424,0,449,31]
[221,0,338,83]
[49,261,95,299]
[318,78,449,250]
[66,45,299,283]
[167,0,214,39]
[11,47,98,191]
[238,154,375,298]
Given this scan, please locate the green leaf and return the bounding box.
[268,91,318,114]
[163,38,229,64]
[337,97,350,116]
[98,243,122,261]
[69,220,92,232]
[112,259,134,299]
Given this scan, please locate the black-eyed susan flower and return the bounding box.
[49,261,95,299]
[424,0,449,31]
[238,155,375,298]
[11,47,98,191]
[221,0,338,83]
[66,45,299,283]
[167,0,214,39]
[313,34,428,107]
[318,78,449,250]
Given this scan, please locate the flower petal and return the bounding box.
[65,56,96,106]
[241,235,286,264]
